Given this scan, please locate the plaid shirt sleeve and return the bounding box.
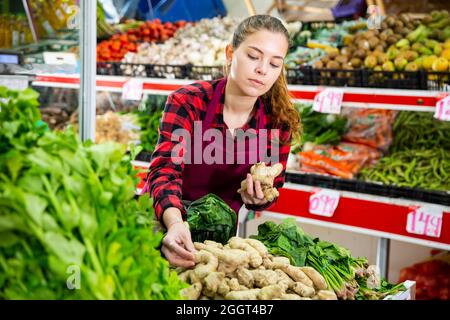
[147,91,198,224]
[245,127,292,212]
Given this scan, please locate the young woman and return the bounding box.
[146,15,301,268]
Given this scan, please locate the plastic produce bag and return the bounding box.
[299,142,382,179]
[342,109,398,152]
[186,193,237,245]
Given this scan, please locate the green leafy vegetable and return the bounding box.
[253,218,405,300]
[0,86,187,300]
[187,194,237,245]
[291,104,348,154]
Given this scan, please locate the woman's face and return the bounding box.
[227,29,289,97]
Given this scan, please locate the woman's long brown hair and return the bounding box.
[225,15,301,145]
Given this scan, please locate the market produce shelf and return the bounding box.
[96,62,450,92]
[31,74,445,111]
[264,182,450,251]
[130,159,450,250]
[286,171,450,207]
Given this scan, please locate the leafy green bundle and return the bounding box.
[0,87,186,299]
[291,104,348,154]
[187,194,237,245]
[253,219,405,300]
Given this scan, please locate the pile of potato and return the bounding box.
[178,237,337,300]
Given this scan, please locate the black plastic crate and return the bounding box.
[310,68,363,87]
[286,67,314,85]
[363,69,425,90]
[97,62,119,75]
[286,171,450,206]
[189,65,224,81]
[425,71,450,91]
[145,64,190,79]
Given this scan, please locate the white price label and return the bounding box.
[406,205,443,238]
[313,88,343,114]
[434,95,450,121]
[309,189,340,217]
[122,79,143,101]
[43,52,77,66]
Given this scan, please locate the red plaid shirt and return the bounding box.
[147,79,292,223]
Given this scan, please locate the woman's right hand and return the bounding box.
[161,221,196,268]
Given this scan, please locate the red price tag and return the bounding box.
[309,189,340,217]
[122,78,143,101]
[406,205,443,238]
[313,88,343,114]
[434,94,450,122]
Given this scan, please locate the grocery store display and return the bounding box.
[390,111,450,152]
[314,11,450,72]
[359,111,450,191]
[97,19,187,62]
[178,236,338,300]
[254,219,406,300]
[122,17,239,67]
[359,145,450,191]
[0,87,186,299]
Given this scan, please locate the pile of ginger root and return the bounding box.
[177,237,338,300]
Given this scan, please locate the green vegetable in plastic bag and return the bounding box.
[186,194,237,245]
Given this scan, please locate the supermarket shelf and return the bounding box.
[31,74,445,111]
[131,160,450,249]
[286,171,450,207]
[266,182,450,250]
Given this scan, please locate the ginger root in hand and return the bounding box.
[238,162,284,202]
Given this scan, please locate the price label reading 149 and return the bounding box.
[313,88,343,114]
[406,206,443,238]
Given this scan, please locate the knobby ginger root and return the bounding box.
[300,266,328,290]
[245,238,269,257]
[179,237,331,301]
[237,162,284,202]
[225,289,261,300]
[291,282,315,297]
[236,267,254,288]
[275,269,295,291]
[203,272,226,298]
[251,269,279,288]
[194,250,219,279]
[317,290,338,300]
[281,293,303,300]
[257,285,284,300]
[229,237,262,268]
[181,282,203,300]
[280,265,314,288]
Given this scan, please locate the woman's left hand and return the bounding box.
[239,174,269,206]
